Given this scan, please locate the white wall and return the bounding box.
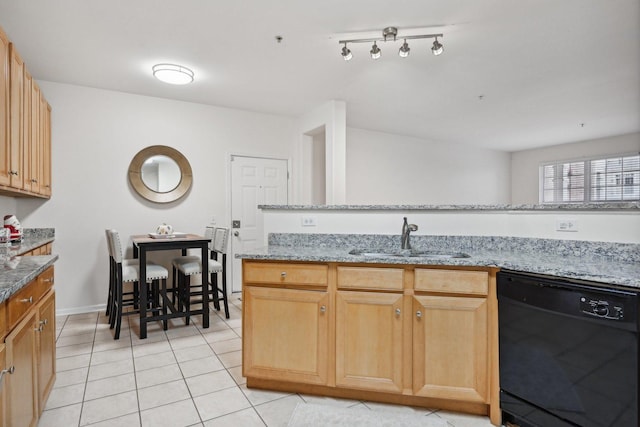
[264,209,640,244]
[294,100,347,204]
[345,128,512,204]
[16,81,296,314]
[0,196,18,219]
[311,132,326,205]
[511,132,640,204]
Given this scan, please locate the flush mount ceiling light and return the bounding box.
[152,63,194,85]
[339,26,444,61]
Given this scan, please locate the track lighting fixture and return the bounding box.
[341,43,353,61]
[339,26,443,61]
[431,37,443,56]
[370,42,381,60]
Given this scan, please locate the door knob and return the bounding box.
[233,231,240,237]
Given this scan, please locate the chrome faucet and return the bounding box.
[401,217,418,249]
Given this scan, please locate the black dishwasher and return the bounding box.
[498,270,639,427]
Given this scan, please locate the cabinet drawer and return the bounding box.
[415,269,488,295]
[243,262,328,287]
[337,266,404,291]
[7,266,54,329]
[0,301,6,340]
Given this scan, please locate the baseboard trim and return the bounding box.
[56,304,105,316]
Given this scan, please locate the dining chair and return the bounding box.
[106,229,169,339]
[172,226,230,321]
[105,229,140,322]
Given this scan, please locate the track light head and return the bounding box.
[431,38,443,56]
[399,40,410,58]
[370,42,381,60]
[341,44,353,61]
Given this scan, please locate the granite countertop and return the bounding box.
[258,202,640,211]
[238,237,640,288]
[0,228,57,303]
[0,254,58,303]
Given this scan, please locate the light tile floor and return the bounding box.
[40,295,495,427]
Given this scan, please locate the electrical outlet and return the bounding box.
[301,216,317,227]
[556,219,579,232]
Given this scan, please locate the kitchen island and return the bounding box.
[238,232,639,427]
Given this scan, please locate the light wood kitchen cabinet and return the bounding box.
[242,260,500,425]
[5,310,38,427]
[413,268,490,403]
[36,290,55,415]
[0,24,52,198]
[0,27,10,188]
[412,294,488,402]
[243,260,330,386]
[22,242,53,257]
[243,286,329,385]
[2,266,55,427]
[8,44,25,190]
[0,344,7,427]
[27,80,40,195]
[335,290,404,393]
[40,101,52,197]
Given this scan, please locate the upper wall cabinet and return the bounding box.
[0,25,51,199]
[0,27,10,188]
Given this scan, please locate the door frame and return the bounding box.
[226,152,291,293]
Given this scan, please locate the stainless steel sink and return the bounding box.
[348,249,470,259]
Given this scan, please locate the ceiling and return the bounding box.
[0,0,638,152]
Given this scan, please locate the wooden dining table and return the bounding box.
[131,233,210,339]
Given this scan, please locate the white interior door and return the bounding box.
[230,155,288,292]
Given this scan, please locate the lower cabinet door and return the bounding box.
[335,291,404,393]
[243,286,329,385]
[412,295,488,403]
[0,344,7,427]
[37,290,56,415]
[5,310,38,427]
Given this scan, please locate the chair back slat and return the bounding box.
[105,229,114,258]
[204,226,216,250]
[213,227,229,254]
[109,229,124,263]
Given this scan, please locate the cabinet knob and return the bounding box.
[35,325,43,332]
[0,366,15,387]
[31,179,38,183]
[281,272,287,278]
[40,318,48,326]
[43,278,54,283]
[320,305,326,313]
[395,308,401,316]
[416,310,422,318]
[20,296,34,304]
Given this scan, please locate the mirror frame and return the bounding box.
[128,145,193,203]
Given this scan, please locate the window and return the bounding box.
[541,153,640,203]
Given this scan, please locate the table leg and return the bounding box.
[201,242,209,329]
[139,248,148,339]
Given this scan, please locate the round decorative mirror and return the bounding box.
[128,145,192,203]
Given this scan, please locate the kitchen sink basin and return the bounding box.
[348,249,470,259]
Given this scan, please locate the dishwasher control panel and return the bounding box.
[580,297,625,320]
